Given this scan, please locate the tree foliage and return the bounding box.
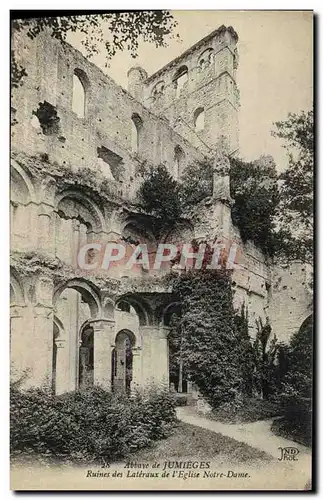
[252,317,288,399]
[230,155,280,256]
[272,315,313,445]
[233,305,254,396]
[272,110,314,265]
[137,164,183,231]
[11,12,178,87]
[172,266,242,408]
[180,160,213,207]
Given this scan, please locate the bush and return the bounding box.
[272,316,313,447]
[209,396,281,424]
[172,268,242,409]
[10,385,177,462]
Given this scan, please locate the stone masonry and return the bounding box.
[10,25,312,394]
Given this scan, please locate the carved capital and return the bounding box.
[55,339,66,349]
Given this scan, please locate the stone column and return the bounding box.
[93,319,115,391]
[157,326,170,388]
[10,305,26,379]
[37,203,55,255]
[71,219,80,267]
[31,304,54,389]
[54,338,68,395]
[131,346,142,390]
[140,325,169,388]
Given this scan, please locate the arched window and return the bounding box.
[152,81,165,100]
[198,48,215,71]
[72,69,88,118]
[173,66,188,98]
[131,113,143,153]
[194,107,205,131]
[174,145,185,179]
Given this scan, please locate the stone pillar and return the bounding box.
[10,305,27,379]
[93,319,115,391]
[31,304,54,389]
[158,326,170,388]
[131,346,142,390]
[140,325,169,388]
[54,338,69,395]
[71,219,80,267]
[37,203,54,255]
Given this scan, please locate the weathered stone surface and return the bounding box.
[10,25,310,394]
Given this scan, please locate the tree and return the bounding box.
[137,164,183,232]
[253,318,279,399]
[180,159,213,208]
[273,315,313,445]
[272,110,314,266]
[230,155,280,256]
[11,12,178,88]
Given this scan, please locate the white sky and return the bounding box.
[67,10,313,170]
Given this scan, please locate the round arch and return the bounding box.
[10,268,25,305]
[55,189,106,233]
[11,160,37,205]
[173,65,188,81]
[115,294,152,326]
[53,315,65,339]
[53,278,101,318]
[159,301,181,327]
[197,48,215,70]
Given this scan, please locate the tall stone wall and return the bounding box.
[141,26,239,154]
[12,29,204,203]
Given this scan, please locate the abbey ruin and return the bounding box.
[10,25,312,395]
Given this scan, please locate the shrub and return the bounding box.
[137,164,182,228]
[10,385,177,462]
[180,160,213,207]
[172,267,242,409]
[272,316,313,446]
[230,156,280,256]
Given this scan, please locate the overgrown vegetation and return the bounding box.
[138,157,280,256]
[272,110,314,266]
[271,315,312,446]
[230,156,280,256]
[180,160,213,207]
[10,385,177,463]
[171,251,242,408]
[12,12,178,88]
[137,164,182,232]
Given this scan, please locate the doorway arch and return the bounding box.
[112,329,136,394]
[79,324,94,389]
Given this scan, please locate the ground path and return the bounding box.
[176,406,312,489]
[176,406,311,459]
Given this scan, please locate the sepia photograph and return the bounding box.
[9,9,314,491]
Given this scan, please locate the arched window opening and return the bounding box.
[112,330,136,394]
[72,69,88,118]
[194,107,205,131]
[152,81,165,100]
[79,325,94,389]
[173,66,188,98]
[174,145,185,179]
[117,301,131,312]
[131,113,143,153]
[198,48,215,71]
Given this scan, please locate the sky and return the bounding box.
[68,10,313,171]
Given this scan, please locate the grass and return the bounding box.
[12,421,273,469]
[130,421,273,466]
